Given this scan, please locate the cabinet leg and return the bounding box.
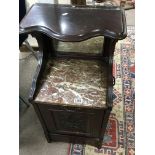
[96,140,103,149]
[44,132,52,143]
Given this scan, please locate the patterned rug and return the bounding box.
[68,26,135,155]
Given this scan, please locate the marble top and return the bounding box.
[35,58,108,108]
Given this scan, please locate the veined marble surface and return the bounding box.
[35,58,108,108]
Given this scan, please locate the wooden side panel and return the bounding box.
[37,103,104,138]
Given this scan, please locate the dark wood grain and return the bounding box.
[20,4,127,41]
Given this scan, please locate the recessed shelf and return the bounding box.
[35,58,108,108]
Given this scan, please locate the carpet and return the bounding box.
[68,26,135,155]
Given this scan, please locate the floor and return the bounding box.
[19,9,135,155]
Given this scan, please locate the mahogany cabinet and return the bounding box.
[19,3,127,149]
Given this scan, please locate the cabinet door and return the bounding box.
[38,104,104,138]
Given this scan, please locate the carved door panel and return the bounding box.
[38,104,104,137]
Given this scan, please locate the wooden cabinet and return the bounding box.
[20,3,126,149]
[38,104,104,137]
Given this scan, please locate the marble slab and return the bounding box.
[35,58,108,108]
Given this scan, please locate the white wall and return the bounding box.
[38,0,60,4]
[26,0,59,10]
[26,0,70,8]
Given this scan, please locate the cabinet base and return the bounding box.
[47,132,103,149]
